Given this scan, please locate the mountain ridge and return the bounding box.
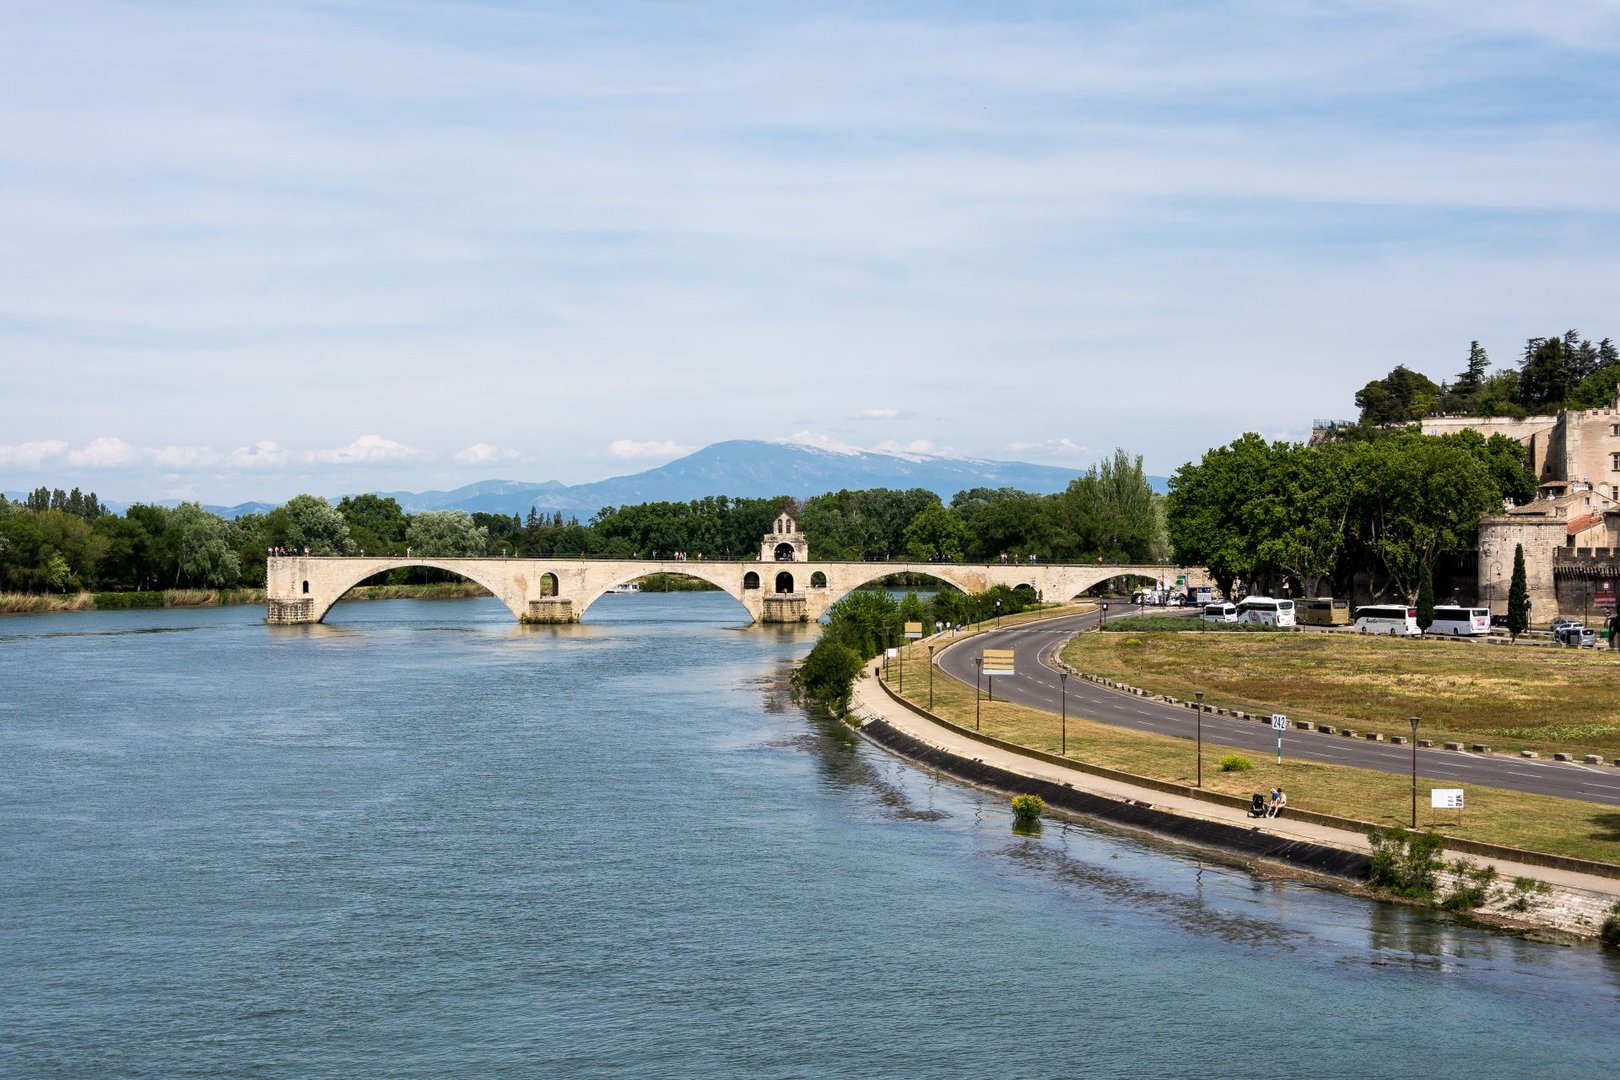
[6,440,1169,520]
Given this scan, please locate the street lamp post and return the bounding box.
[1101,602,1108,628]
[1195,690,1205,788]
[898,638,904,693]
[974,657,983,730]
[1060,671,1068,756]
[1410,715,1420,828]
[995,598,1002,627]
[927,644,936,710]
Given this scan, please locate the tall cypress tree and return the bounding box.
[1507,543,1530,640]
[1416,566,1435,632]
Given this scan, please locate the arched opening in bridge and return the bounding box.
[810,571,827,588]
[540,573,558,597]
[818,571,971,628]
[1072,573,1160,602]
[302,580,309,594]
[773,543,796,561]
[743,571,760,590]
[774,571,795,593]
[324,563,498,623]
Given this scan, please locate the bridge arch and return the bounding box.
[574,565,755,621]
[774,570,795,593]
[307,558,528,623]
[1062,569,1162,600]
[814,566,984,617]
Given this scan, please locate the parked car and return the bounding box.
[1489,613,1510,628]
[1550,617,1581,632]
[1553,624,1597,648]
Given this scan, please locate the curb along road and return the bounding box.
[931,607,1620,807]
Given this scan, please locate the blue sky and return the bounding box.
[3,1,1618,503]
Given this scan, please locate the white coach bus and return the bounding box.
[1429,605,1491,636]
[1235,596,1296,627]
[1353,604,1421,636]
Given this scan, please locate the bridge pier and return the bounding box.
[524,598,576,624]
[762,593,808,623]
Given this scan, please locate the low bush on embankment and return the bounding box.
[1063,630,1620,759]
[880,637,1620,865]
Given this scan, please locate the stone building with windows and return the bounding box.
[1474,392,1620,621]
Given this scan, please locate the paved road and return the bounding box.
[935,606,1620,807]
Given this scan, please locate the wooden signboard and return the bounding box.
[982,648,1016,676]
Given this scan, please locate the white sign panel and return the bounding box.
[1271,713,1288,731]
[1431,788,1465,809]
[885,648,898,658]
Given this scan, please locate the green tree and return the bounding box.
[166,503,242,588]
[405,510,490,556]
[1416,565,1435,632]
[271,494,356,555]
[1354,365,1440,424]
[1165,433,1278,598]
[1055,448,1165,562]
[1251,443,1350,597]
[951,487,1060,562]
[337,494,408,553]
[1507,543,1529,639]
[790,638,865,714]
[1345,434,1502,599]
[902,504,967,561]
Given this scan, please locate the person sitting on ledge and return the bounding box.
[1266,788,1287,818]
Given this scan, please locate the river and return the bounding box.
[3,593,1618,1078]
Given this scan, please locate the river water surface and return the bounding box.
[3,593,1618,1078]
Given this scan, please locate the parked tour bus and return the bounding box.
[1353,604,1421,636]
[1201,602,1239,623]
[1297,597,1350,627]
[1235,596,1296,627]
[1429,605,1491,636]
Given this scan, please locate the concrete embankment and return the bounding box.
[859,715,1371,880]
[847,665,1620,939]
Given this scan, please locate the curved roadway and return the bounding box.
[935,606,1620,807]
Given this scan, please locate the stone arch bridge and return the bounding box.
[265,555,1208,626]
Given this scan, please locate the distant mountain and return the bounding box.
[6,442,1170,521]
[370,440,1165,519]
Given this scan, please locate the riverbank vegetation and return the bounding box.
[1061,631,1620,758]
[881,639,1620,864]
[1,449,1165,601]
[793,584,1051,713]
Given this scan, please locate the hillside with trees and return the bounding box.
[1354,332,1618,423]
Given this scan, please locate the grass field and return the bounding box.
[881,638,1620,865]
[1063,630,1620,758]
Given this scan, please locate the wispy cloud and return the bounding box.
[856,408,902,420]
[454,442,520,465]
[609,439,694,460]
[308,435,423,465]
[1007,438,1098,462]
[875,438,949,459]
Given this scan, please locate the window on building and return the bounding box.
[1612,452,1620,471]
